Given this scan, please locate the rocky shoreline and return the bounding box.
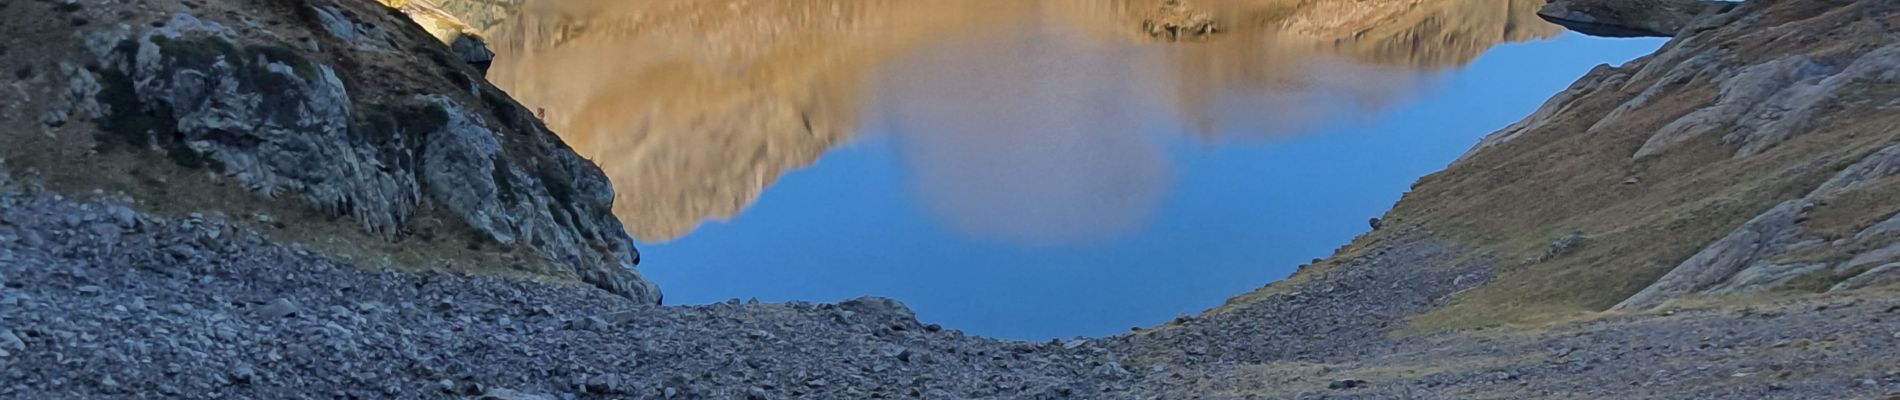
[4,173,1896,399]
[0,183,1126,399]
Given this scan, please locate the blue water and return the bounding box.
[643,32,1663,340]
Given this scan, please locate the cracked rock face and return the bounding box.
[35,4,657,303]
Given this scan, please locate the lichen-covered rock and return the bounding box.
[16,0,657,303]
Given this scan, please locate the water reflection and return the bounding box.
[465,0,1560,243]
[875,11,1175,245]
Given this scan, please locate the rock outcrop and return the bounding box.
[1537,0,1739,38]
[1379,0,1900,321]
[0,0,657,302]
[376,0,496,74]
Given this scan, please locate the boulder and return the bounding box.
[450,33,495,75]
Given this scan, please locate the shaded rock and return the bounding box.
[229,363,257,385]
[1537,0,1737,38]
[255,298,302,319]
[450,33,494,76]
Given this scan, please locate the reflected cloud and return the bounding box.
[876,14,1174,245]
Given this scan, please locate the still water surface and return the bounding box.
[472,0,1664,339]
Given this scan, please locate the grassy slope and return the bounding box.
[1214,0,1900,332]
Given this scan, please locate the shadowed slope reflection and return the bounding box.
[483,0,1022,241]
[472,0,1560,243]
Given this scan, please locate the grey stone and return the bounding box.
[0,329,24,351]
[230,363,256,384]
[450,33,494,75]
[1537,0,1736,38]
[584,374,619,394]
[255,298,301,319]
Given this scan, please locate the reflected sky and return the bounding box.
[465,0,1666,339]
[645,33,1663,339]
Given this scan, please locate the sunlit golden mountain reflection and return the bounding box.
[440,0,1560,242]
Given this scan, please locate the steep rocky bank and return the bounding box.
[0,0,656,302]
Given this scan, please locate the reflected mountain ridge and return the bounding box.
[447,0,1559,242]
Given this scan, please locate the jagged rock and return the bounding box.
[255,298,303,319]
[1537,0,1736,38]
[450,33,494,75]
[49,7,657,303]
